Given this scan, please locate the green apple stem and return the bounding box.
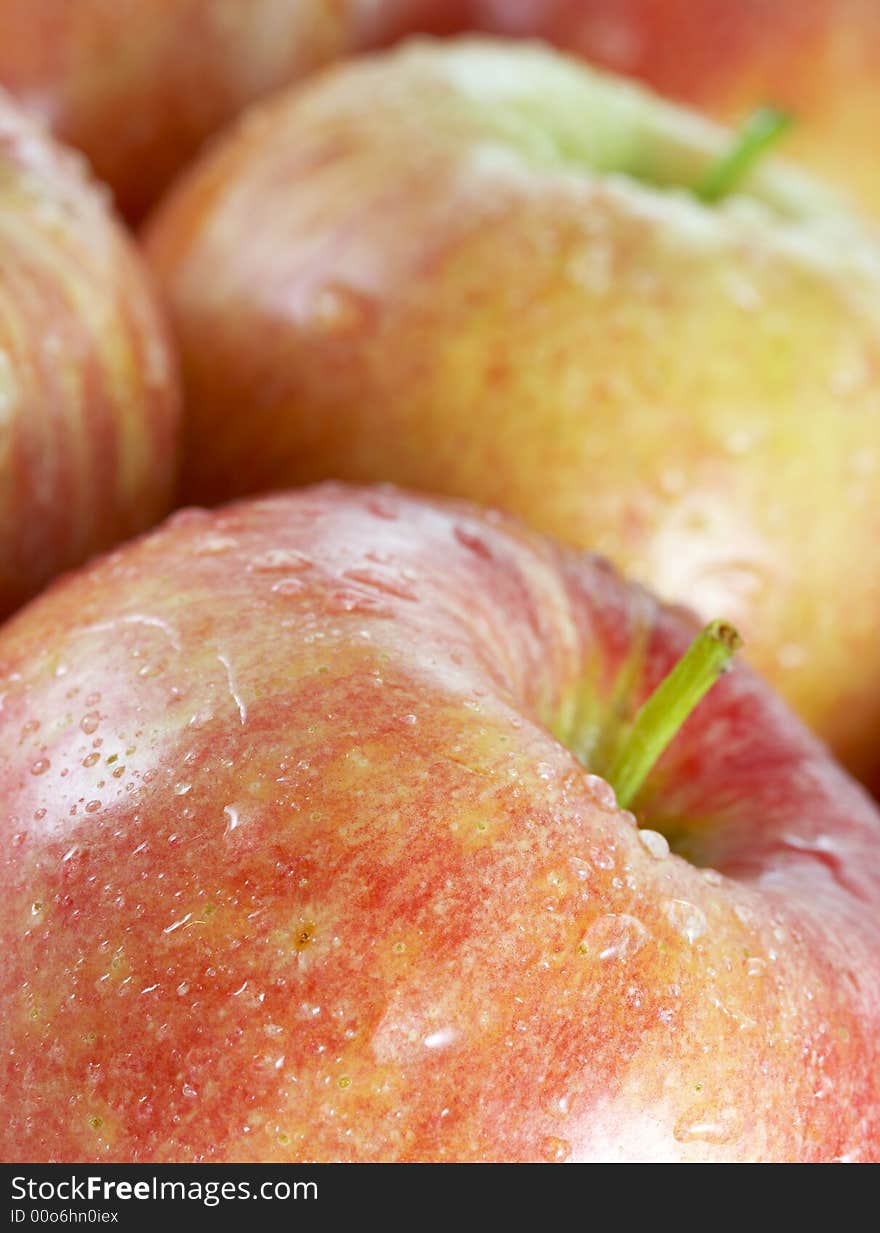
[608,619,742,810]
[696,106,792,203]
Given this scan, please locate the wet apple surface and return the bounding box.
[1,486,878,1161]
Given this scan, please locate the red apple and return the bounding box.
[436,0,880,221]
[2,483,878,1162]
[0,91,180,621]
[143,38,880,792]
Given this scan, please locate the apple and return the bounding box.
[1,482,878,1163]
[0,89,180,621]
[433,0,880,221]
[143,38,880,792]
[0,0,472,222]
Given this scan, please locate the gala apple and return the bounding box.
[0,90,180,621]
[1,484,878,1162]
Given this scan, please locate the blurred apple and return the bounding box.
[0,91,179,620]
[436,0,880,220]
[144,39,880,791]
[2,483,878,1162]
[0,0,469,221]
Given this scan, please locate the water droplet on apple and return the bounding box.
[673,1104,742,1145]
[422,1027,457,1050]
[271,576,306,598]
[224,805,242,834]
[664,899,707,943]
[590,845,615,871]
[325,588,393,617]
[30,758,50,776]
[746,957,766,977]
[137,659,167,679]
[251,548,311,573]
[195,535,238,556]
[584,775,617,811]
[733,903,756,928]
[638,829,669,859]
[80,712,100,735]
[578,913,648,962]
[342,567,418,602]
[540,1135,572,1162]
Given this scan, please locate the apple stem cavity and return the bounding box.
[695,106,793,203]
[608,619,742,810]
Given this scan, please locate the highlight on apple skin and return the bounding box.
[143,37,880,792]
[1,484,878,1163]
[0,90,180,621]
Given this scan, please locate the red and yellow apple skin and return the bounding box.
[0,92,180,619]
[433,0,880,221]
[1,484,878,1163]
[144,39,880,791]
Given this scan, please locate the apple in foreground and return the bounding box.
[0,90,180,621]
[435,0,880,221]
[2,484,878,1162]
[144,38,880,792]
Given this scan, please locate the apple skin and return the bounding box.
[1,483,878,1163]
[431,0,880,221]
[143,38,880,792]
[0,91,180,621]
